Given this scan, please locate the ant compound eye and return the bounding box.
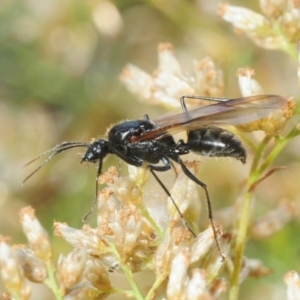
[93,145,100,153]
[82,146,101,162]
[81,140,110,163]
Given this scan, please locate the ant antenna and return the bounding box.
[23,141,90,184]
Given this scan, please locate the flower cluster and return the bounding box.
[218,1,300,50]
[120,43,224,109]
[2,0,300,295]
[120,40,299,300]
[121,43,296,136]
[2,39,299,298]
[0,162,231,299]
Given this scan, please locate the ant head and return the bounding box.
[81,139,110,163]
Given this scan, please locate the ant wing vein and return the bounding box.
[137,95,287,140]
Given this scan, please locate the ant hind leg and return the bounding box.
[148,160,197,238]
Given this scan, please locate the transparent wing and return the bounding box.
[133,95,288,141]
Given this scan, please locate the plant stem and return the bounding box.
[109,243,144,300]
[273,22,298,60]
[145,275,166,300]
[140,204,164,239]
[122,264,144,300]
[229,174,256,300]
[230,136,272,298]
[109,288,136,298]
[250,135,271,174]
[45,261,63,300]
[229,127,299,300]
[258,128,299,175]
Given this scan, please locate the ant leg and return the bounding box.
[148,160,197,237]
[180,96,188,112]
[82,148,144,221]
[82,158,103,222]
[180,95,231,112]
[170,161,178,177]
[177,157,225,261]
[109,145,144,167]
[144,114,150,120]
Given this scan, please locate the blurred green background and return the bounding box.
[1,0,299,299]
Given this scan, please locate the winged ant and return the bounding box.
[23,94,288,260]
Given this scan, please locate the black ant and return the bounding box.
[23,95,288,260]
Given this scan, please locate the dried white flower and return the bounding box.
[259,0,287,18]
[54,222,109,257]
[154,231,177,277]
[64,281,104,299]
[19,206,52,262]
[112,207,143,253]
[121,43,224,109]
[285,271,300,300]
[235,67,296,135]
[157,43,183,77]
[167,161,200,228]
[92,1,123,37]
[219,3,285,49]
[201,232,230,281]
[186,269,213,300]
[84,257,111,292]
[240,257,272,282]
[280,1,300,42]
[0,237,31,300]
[166,248,191,299]
[237,67,264,97]
[15,246,47,283]
[251,200,297,239]
[166,248,215,300]
[57,248,87,290]
[194,57,224,97]
[190,227,215,263]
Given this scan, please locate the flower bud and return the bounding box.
[19,206,52,262]
[259,0,287,18]
[57,248,87,290]
[219,3,284,49]
[251,200,297,239]
[0,237,31,299]
[285,271,300,300]
[238,67,264,97]
[158,43,183,77]
[15,246,47,283]
[194,57,224,97]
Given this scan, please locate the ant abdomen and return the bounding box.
[187,127,246,163]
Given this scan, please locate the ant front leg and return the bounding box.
[148,158,197,237]
[82,158,104,222]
